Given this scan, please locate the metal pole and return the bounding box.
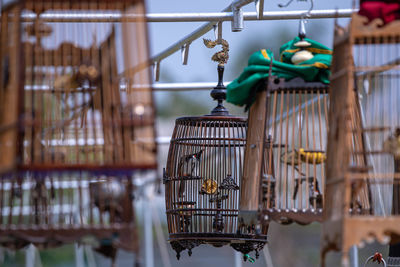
[84,245,96,267]
[150,82,232,91]
[232,0,256,9]
[144,189,154,267]
[152,204,172,267]
[349,245,359,267]
[25,244,35,267]
[263,245,275,267]
[120,1,263,76]
[17,8,355,77]
[74,244,85,267]
[121,8,356,75]
[234,251,243,267]
[255,0,265,19]
[25,244,42,267]
[24,82,231,91]
[19,0,255,23]
[19,9,356,23]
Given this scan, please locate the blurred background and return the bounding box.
[1,0,389,266]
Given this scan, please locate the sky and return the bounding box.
[145,0,355,85]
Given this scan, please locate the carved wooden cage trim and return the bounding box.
[322,13,400,262]
[0,0,156,250]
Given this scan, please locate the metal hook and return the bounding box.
[278,0,314,18]
[298,16,307,39]
[278,0,295,8]
[298,0,314,39]
[213,22,223,43]
[306,0,314,18]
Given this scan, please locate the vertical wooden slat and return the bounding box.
[240,90,267,214]
[0,4,22,172]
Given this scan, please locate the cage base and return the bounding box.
[169,233,267,260]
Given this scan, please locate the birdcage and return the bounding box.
[0,0,156,253]
[240,75,329,226]
[322,13,400,264]
[259,76,329,225]
[164,64,268,260]
[232,20,332,228]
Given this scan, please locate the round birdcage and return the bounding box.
[163,65,268,260]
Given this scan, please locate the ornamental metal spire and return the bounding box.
[203,38,230,116]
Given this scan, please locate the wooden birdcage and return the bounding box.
[322,13,400,265]
[0,0,156,254]
[240,76,329,227]
[164,66,268,261]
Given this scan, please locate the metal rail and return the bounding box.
[16,7,356,79]
[122,8,356,76]
[24,82,226,91]
[138,0,251,79]
[136,82,231,91]
[20,8,355,23]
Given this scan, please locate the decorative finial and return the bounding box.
[298,18,307,40]
[203,39,230,116]
[203,38,229,66]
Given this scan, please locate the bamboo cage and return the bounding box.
[322,13,400,265]
[0,0,156,252]
[164,66,268,260]
[241,76,329,226]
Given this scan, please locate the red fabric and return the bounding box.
[359,1,400,25]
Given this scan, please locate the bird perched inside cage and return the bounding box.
[281,148,326,165]
[383,128,400,158]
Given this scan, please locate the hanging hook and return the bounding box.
[298,0,314,39]
[278,0,314,18]
[306,0,314,18]
[298,16,307,39]
[278,0,295,8]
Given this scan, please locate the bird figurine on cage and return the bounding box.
[203,38,229,66]
[200,179,218,195]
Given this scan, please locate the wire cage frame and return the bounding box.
[0,0,156,252]
[322,13,400,265]
[243,75,330,226]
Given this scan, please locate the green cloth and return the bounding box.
[226,37,332,107]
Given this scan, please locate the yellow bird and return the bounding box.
[298,148,326,164]
[281,148,326,165]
